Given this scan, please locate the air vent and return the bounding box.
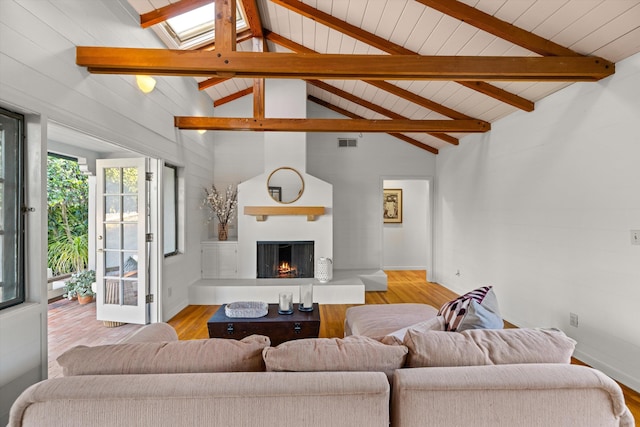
[338,138,357,148]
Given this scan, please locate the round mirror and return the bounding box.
[267,167,304,204]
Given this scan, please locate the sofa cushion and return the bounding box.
[263,335,408,379]
[57,335,270,376]
[404,328,576,368]
[437,286,503,331]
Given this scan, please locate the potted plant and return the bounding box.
[64,270,96,304]
[62,279,78,301]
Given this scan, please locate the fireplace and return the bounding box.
[257,241,314,278]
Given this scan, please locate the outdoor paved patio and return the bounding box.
[48,298,143,378]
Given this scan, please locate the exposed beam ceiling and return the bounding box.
[413,0,581,57]
[263,30,474,121]
[76,47,613,81]
[308,95,439,154]
[269,0,535,111]
[115,0,640,154]
[306,80,460,146]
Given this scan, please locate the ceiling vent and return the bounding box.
[338,138,357,148]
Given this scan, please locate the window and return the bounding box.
[0,107,25,310]
[163,164,179,257]
[154,2,248,50]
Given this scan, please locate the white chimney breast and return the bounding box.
[264,79,307,173]
[237,79,333,279]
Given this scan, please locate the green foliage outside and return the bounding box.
[48,156,89,276]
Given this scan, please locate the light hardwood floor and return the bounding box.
[168,270,639,423]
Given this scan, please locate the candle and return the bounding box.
[279,292,292,312]
[300,284,313,309]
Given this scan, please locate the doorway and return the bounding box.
[382,178,432,278]
[46,122,156,377]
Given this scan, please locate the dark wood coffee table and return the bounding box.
[207,303,320,346]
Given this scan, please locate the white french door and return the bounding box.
[95,158,150,325]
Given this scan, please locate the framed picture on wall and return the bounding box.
[383,188,402,223]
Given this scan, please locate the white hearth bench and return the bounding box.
[189,269,386,305]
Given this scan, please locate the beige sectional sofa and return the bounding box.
[9,309,635,427]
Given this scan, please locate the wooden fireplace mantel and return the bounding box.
[244,206,325,221]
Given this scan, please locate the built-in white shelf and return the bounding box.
[244,206,325,221]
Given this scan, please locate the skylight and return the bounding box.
[158,2,248,50]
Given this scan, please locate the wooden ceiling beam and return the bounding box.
[270,0,535,111]
[77,47,614,81]
[140,0,211,29]
[457,81,534,112]
[215,0,236,52]
[214,87,253,107]
[414,0,580,57]
[174,116,490,133]
[252,36,266,118]
[308,96,438,155]
[198,77,230,90]
[364,80,474,120]
[264,30,474,120]
[239,0,264,38]
[307,80,459,146]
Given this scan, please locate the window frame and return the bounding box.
[152,2,248,50]
[163,163,179,258]
[0,107,26,311]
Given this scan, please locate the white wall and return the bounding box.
[383,179,430,270]
[434,52,640,391]
[0,1,216,420]
[210,93,439,270]
[307,102,437,270]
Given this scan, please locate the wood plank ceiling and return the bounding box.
[93,0,640,154]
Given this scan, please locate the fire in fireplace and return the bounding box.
[257,241,314,279]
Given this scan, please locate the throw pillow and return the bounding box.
[380,316,445,345]
[403,328,577,368]
[262,335,408,379]
[57,334,270,376]
[457,299,504,331]
[437,286,502,331]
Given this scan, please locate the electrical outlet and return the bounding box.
[569,312,579,327]
[631,230,640,246]
[168,287,173,298]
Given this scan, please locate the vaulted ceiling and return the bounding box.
[80,0,640,154]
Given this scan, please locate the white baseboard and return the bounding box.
[163,298,189,323]
[573,349,640,393]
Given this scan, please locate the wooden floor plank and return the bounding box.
[168,270,638,423]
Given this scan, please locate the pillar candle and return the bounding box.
[300,284,313,308]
